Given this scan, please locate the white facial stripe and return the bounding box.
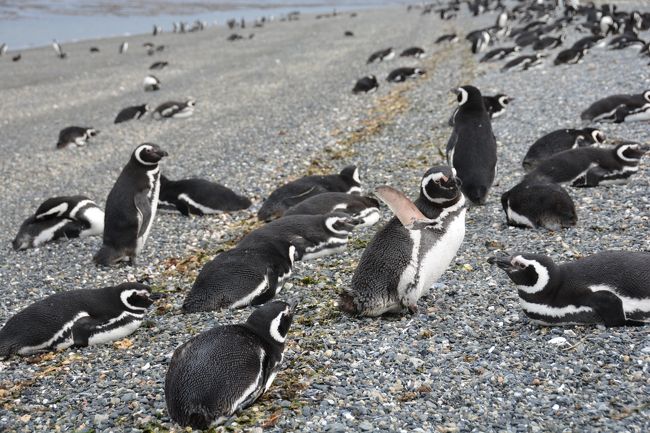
[120,289,150,310]
[178,193,218,214]
[617,145,640,162]
[325,217,349,235]
[498,96,509,106]
[519,299,593,318]
[68,199,93,219]
[592,130,603,143]
[643,91,650,103]
[513,256,550,294]
[457,88,468,106]
[288,245,296,266]
[421,172,451,203]
[352,167,361,184]
[269,307,290,343]
[135,145,156,166]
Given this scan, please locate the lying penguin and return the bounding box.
[581,90,650,122]
[522,128,606,171]
[283,192,380,227]
[56,126,99,149]
[159,174,251,216]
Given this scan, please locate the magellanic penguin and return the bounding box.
[153,99,196,119]
[572,35,605,51]
[340,166,466,317]
[158,174,251,216]
[446,85,497,205]
[165,301,295,429]
[257,165,362,221]
[352,75,379,94]
[149,61,168,70]
[143,75,161,91]
[0,282,152,358]
[480,46,520,62]
[13,218,88,251]
[554,47,586,65]
[435,34,458,44]
[119,41,129,54]
[522,128,606,171]
[56,126,99,149]
[580,90,650,122]
[114,104,150,124]
[367,47,395,63]
[525,142,647,187]
[400,47,426,58]
[283,192,380,227]
[532,34,565,51]
[52,40,66,59]
[94,143,168,266]
[483,94,512,119]
[501,178,577,230]
[489,251,650,326]
[183,213,358,312]
[610,101,650,123]
[502,53,546,72]
[386,67,426,83]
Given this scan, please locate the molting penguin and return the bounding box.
[580,90,650,122]
[489,252,650,326]
[257,165,362,221]
[56,126,99,149]
[153,99,196,119]
[0,282,152,358]
[352,75,379,94]
[165,301,294,429]
[94,143,168,266]
[400,47,426,58]
[283,192,380,227]
[158,174,251,216]
[367,47,395,63]
[340,166,466,316]
[143,75,161,91]
[522,128,606,170]
[446,85,497,205]
[386,67,425,83]
[114,104,150,124]
[183,213,357,312]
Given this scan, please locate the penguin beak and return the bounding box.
[441,175,449,182]
[450,88,461,95]
[156,148,169,158]
[286,298,299,311]
[487,255,515,271]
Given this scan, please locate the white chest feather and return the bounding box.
[506,202,535,228]
[136,167,160,254]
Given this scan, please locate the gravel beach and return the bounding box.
[1,3,649,432]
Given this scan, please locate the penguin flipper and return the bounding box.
[71,316,102,347]
[585,291,629,327]
[374,186,436,229]
[134,191,152,237]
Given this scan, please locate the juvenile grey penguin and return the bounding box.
[158,174,251,216]
[283,192,380,227]
[352,75,379,94]
[184,213,357,312]
[165,301,294,429]
[580,90,650,122]
[522,128,606,170]
[386,67,426,82]
[446,85,497,205]
[257,165,362,221]
[56,126,99,149]
[489,252,650,326]
[153,99,196,119]
[94,143,168,266]
[340,166,466,317]
[114,104,150,124]
[0,282,152,358]
[367,47,395,63]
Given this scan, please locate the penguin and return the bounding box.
[143,75,160,91]
[400,47,426,58]
[572,35,605,51]
[339,166,466,317]
[114,104,150,124]
[283,192,380,227]
[89,47,100,53]
[12,54,21,62]
[153,25,161,36]
[525,142,647,187]
[435,34,458,44]
[0,43,7,56]
[580,90,650,122]
[480,46,520,62]
[446,86,497,205]
[554,47,586,65]
[227,33,244,41]
[56,126,99,149]
[609,33,646,50]
[386,67,425,83]
[153,99,196,119]
[352,75,379,94]
[165,301,294,429]
[28,195,105,239]
[149,61,168,70]
[158,174,251,216]
[0,282,152,358]
[483,94,512,119]
[610,101,650,123]
[532,34,565,51]
[183,213,357,312]
[257,165,362,221]
[52,40,66,59]
[366,47,395,64]
[488,251,650,326]
[468,30,491,54]
[522,128,606,170]
[94,143,168,266]
[501,178,577,230]
[12,217,88,251]
[344,30,354,37]
[119,41,128,54]
[502,53,545,72]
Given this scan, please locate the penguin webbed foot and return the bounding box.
[623,319,647,327]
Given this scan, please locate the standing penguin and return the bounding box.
[446,86,497,205]
[340,166,466,316]
[94,143,168,266]
[0,282,152,358]
[165,301,294,429]
[119,41,129,54]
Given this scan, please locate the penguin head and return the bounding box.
[488,253,557,293]
[12,216,37,251]
[340,165,362,190]
[420,165,462,205]
[185,98,196,107]
[615,142,647,163]
[496,94,512,107]
[582,128,606,145]
[117,282,153,312]
[324,212,358,236]
[451,85,484,111]
[245,300,295,345]
[643,90,650,103]
[133,143,168,166]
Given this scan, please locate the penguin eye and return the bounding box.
[517,262,527,269]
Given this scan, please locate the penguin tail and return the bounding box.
[464,186,488,205]
[93,245,120,267]
[337,291,358,315]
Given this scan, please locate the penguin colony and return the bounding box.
[2,1,650,430]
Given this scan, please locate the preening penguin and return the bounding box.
[114,104,150,124]
[94,143,168,266]
[340,166,466,317]
[522,128,606,171]
[489,252,650,326]
[153,99,196,119]
[165,301,295,429]
[56,126,99,149]
[446,85,497,205]
[283,192,380,227]
[0,282,152,358]
[352,75,379,94]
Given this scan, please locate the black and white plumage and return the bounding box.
[158,175,251,216]
[149,61,168,70]
[90,47,100,53]
[480,46,520,62]
[56,126,99,149]
[344,30,354,37]
[532,34,565,51]
[609,33,646,50]
[153,99,196,119]
[12,54,21,62]
[435,34,458,44]
[468,30,491,54]
[143,75,161,91]
[386,67,425,83]
[183,214,357,312]
[352,75,379,94]
[283,192,380,227]
[94,143,168,266]
[340,166,466,316]
[522,128,606,171]
[580,90,650,122]
[572,35,605,51]
[610,102,650,123]
[0,43,7,56]
[554,47,586,65]
[366,47,395,63]
[165,301,294,429]
[52,40,66,59]
[257,165,362,221]
[501,178,577,230]
[400,47,425,58]
[114,104,150,124]
[489,252,650,326]
[0,282,152,358]
[502,53,545,72]
[119,41,129,54]
[446,86,497,205]
[483,94,512,119]
[525,143,647,187]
